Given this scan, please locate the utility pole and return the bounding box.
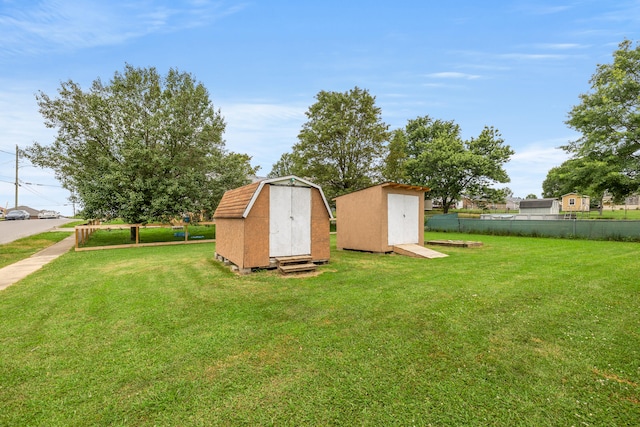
[15,144,18,208]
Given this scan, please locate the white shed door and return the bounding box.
[269,185,311,257]
[387,193,419,245]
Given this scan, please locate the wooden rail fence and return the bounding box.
[74,221,215,251]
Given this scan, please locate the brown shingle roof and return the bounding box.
[213,182,260,218]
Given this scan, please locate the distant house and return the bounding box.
[519,198,560,215]
[506,197,522,211]
[455,196,507,211]
[602,192,640,210]
[561,193,590,212]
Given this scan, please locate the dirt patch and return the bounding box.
[593,368,638,387]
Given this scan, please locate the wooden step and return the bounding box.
[275,255,312,265]
[427,240,483,248]
[278,262,317,274]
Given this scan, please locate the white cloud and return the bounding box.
[504,141,574,198]
[0,84,68,213]
[509,143,572,167]
[0,0,247,56]
[499,53,569,61]
[516,4,573,15]
[424,71,482,80]
[220,101,307,173]
[533,43,587,50]
[0,84,54,150]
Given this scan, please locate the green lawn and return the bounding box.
[0,233,638,426]
[0,232,73,269]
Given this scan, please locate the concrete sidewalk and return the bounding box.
[0,234,76,291]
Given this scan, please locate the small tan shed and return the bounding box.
[213,176,333,272]
[335,183,430,253]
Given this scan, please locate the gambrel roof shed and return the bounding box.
[214,176,333,272]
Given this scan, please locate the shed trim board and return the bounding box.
[244,175,333,219]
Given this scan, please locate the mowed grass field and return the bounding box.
[0,232,638,426]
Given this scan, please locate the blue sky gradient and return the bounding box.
[1,0,639,215]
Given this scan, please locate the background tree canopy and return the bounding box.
[271,91,513,210]
[403,116,514,213]
[542,156,634,208]
[26,65,256,223]
[562,39,640,202]
[269,87,389,201]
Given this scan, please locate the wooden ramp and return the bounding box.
[393,244,448,259]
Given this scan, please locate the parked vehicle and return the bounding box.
[38,210,59,219]
[6,210,30,220]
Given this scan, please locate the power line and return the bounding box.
[19,182,67,206]
[22,182,62,187]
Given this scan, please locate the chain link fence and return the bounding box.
[427,213,640,241]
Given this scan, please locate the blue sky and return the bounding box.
[1,0,639,216]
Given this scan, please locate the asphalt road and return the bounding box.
[0,218,76,244]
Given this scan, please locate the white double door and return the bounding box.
[269,185,311,257]
[387,193,419,246]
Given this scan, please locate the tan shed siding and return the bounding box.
[336,183,427,253]
[336,185,387,252]
[561,193,589,212]
[243,184,270,268]
[215,218,246,267]
[562,193,576,211]
[311,188,331,261]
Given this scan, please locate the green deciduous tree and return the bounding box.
[267,152,304,178]
[26,64,256,229]
[564,39,640,201]
[273,87,389,201]
[543,156,635,211]
[382,129,409,183]
[404,116,514,213]
[542,161,577,199]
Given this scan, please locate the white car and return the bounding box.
[38,210,59,219]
